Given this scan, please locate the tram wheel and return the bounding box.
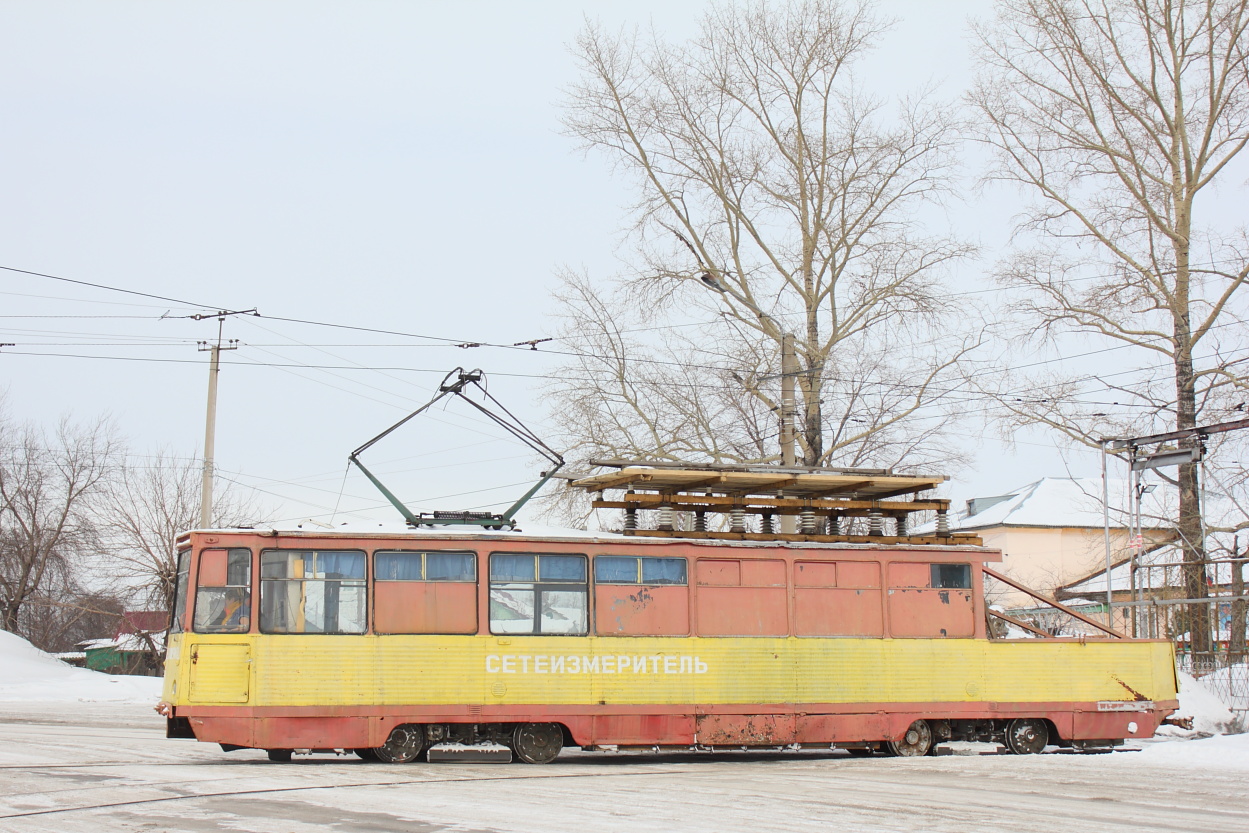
[373,724,425,763]
[885,721,933,757]
[512,722,564,764]
[266,749,292,762]
[1005,718,1049,755]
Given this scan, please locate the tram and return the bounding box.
[158,464,1179,764]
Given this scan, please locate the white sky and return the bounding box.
[0,0,1133,526]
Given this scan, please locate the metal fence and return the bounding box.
[1177,651,1249,721]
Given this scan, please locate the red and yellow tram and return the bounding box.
[159,512,1178,763]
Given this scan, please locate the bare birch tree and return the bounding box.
[553,0,977,485]
[970,0,1249,652]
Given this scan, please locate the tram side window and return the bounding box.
[193,548,252,634]
[932,563,971,589]
[374,551,478,634]
[260,550,367,634]
[170,548,191,634]
[489,553,587,635]
[593,556,689,636]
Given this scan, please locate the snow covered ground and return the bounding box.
[0,632,1245,832]
[0,630,161,704]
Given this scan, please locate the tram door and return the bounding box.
[187,547,253,704]
[188,643,251,703]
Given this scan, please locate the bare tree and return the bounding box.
[554,0,977,482]
[101,447,265,614]
[17,590,125,655]
[970,0,1249,653]
[0,403,118,644]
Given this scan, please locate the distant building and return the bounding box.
[76,610,168,676]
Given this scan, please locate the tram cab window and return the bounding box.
[489,553,587,635]
[593,556,689,636]
[193,548,252,634]
[374,550,478,635]
[170,548,191,634]
[259,550,366,634]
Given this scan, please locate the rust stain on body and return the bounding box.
[1111,675,1148,701]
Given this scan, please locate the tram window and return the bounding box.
[259,550,366,634]
[595,556,687,585]
[489,553,587,635]
[427,553,475,581]
[170,548,191,634]
[375,551,476,582]
[194,549,252,634]
[374,550,478,635]
[932,564,972,589]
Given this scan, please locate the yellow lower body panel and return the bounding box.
[165,633,1178,709]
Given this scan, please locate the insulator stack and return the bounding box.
[694,511,707,532]
[624,507,638,531]
[657,505,675,531]
[800,509,817,534]
[729,507,747,533]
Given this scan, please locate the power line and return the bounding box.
[6,261,1246,388]
[0,264,223,310]
[4,262,1246,420]
[3,344,1244,415]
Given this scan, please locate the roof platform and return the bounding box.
[569,461,978,546]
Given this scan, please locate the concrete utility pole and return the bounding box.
[196,312,245,528]
[779,333,799,534]
[780,333,797,468]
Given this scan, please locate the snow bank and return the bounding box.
[0,629,162,703]
[1133,732,1249,771]
[1154,670,1243,738]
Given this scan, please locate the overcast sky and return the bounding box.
[0,0,1127,526]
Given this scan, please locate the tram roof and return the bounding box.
[183,521,992,553]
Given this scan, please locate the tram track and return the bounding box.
[0,766,695,820]
[4,753,1246,832]
[4,754,1244,833]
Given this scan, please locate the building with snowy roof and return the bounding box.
[76,610,168,676]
